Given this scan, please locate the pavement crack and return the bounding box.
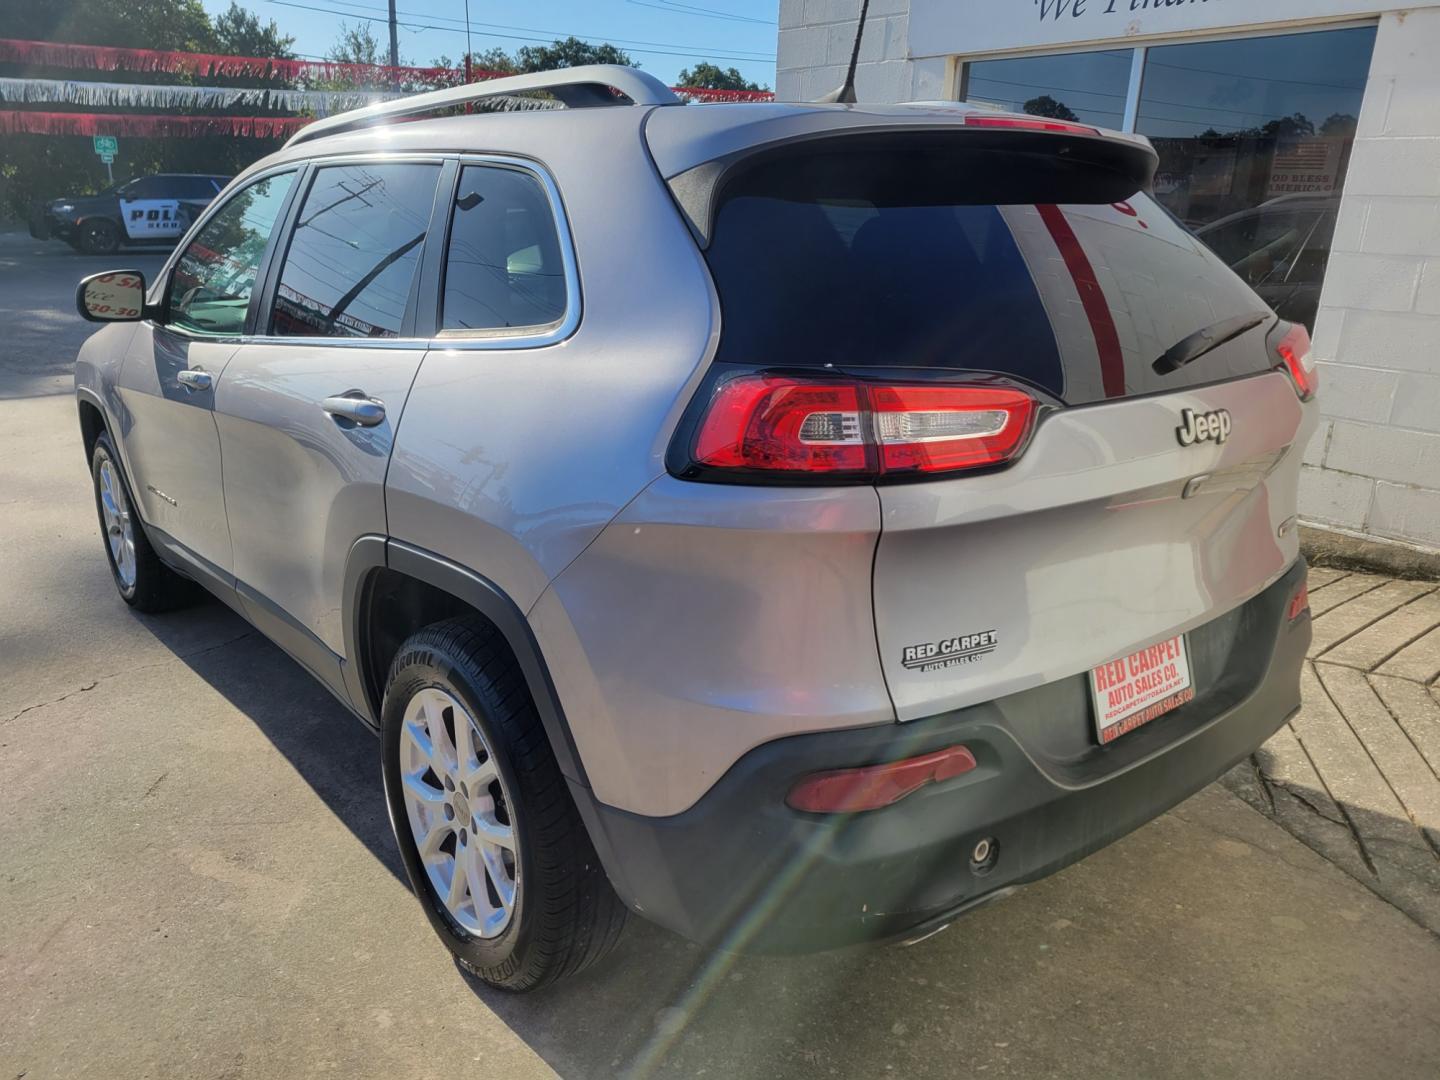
[1,630,253,725]
[143,771,169,798]
[1,681,97,725]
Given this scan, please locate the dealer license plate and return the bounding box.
[1089,634,1194,745]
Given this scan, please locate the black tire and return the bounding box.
[90,432,199,612]
[381,617,627,992]
[76,218,121,255]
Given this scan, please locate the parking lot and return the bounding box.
[3,229,1440,1079]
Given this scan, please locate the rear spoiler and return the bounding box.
[665,125,1159,249]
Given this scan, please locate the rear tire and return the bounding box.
[76,218,120,255]
[90,432,198,612]
[381,617,627,992]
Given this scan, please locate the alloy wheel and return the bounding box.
[98,458,137,590]
[399,687,520,937]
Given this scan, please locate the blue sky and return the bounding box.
[201,0,780,87]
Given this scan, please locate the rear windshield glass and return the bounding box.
[703,143,1273,404]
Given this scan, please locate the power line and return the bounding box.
[265,0,776,62]
[623,0,776,26]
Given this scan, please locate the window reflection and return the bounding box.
[271,163,440,339]
[1136,27,1375,329]
[965,50,1131,130]
[167,171,295,336]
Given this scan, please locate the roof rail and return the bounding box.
[285,64,680,147]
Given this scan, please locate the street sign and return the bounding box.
[99,153,114,165]
[92,135,118,156]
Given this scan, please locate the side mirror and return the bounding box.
[76,270,148,323]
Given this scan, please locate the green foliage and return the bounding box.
[486,37,636,74]
[1,0,219,52]
[326,21,386,67]
[1023,95,1080,122]
[213,2,296,60]
[675,63,768,93]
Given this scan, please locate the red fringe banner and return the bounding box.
[0,110,311,137]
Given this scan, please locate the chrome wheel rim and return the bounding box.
[98,458,137,590]
[400,687,519,937]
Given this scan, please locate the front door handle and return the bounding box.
[176,369,212,391]
[321,394,386,427]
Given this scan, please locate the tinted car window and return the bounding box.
[165,171,297,336]
[172,177,221,200]
[122,177,167,199]
[270,163,440,339]
[703,142,1273,404]
[440,165,567,334]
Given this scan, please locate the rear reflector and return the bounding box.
[786,745,978,814]
[1275,323,1318,401]
[690,375,1037,479]
[1288,578,1310,621]
[964,114,1100,136]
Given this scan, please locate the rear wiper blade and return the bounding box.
[1152,312,1270,375]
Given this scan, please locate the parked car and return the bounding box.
[1195,195,1340,332]
[72,67,1317,992]
[30,173,230,255]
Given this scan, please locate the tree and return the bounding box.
[1023,95,1079,121]
[213,2,296,59]
[676,63,768,93]
[1320,113,1358,137]
[1,0,218,52]
[511,37,635,73]
[1262,112,1315,140]
[327,21,387,67]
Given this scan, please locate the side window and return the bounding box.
[122,177,166,199]
[165,171,297,336]
[270,163,440,339]
[175,177,220,200]
[440,164,568,334]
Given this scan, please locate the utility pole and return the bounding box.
[464,0,473,83]
[387,0,400,86]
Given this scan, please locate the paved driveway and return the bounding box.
[2,232,1439,1079]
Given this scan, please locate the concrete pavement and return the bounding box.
[3,234,1440,1078]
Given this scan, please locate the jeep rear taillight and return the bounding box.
[1275,323,1318,401]
[688,375,1037,481]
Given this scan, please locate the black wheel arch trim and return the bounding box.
[344,538,591,789]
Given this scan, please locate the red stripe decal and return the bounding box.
[1035,204,1126,399]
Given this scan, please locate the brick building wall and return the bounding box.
[1302,8,1440,550]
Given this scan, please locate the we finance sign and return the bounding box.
[911,0,1427,56]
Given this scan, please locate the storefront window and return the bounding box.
[1135,27,1376,330]
[964,50,1131,130]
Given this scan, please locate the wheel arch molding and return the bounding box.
[343,537,590,788]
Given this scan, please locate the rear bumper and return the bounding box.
[575,559,1309,953]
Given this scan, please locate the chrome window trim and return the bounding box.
[429,153,581,351]
[149,152,580,352]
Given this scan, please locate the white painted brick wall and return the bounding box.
[773,3,1440,553]
[1306,8,1440,552]
[776,0,916,103]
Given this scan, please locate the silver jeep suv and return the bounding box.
[72,66,1317,991]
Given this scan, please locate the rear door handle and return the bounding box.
[176,369,212,391]
[321,394,386,427]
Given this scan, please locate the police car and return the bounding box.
[30,173,231,255]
